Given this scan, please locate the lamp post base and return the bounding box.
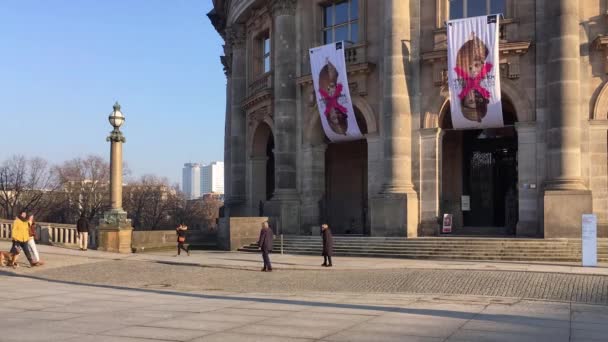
[98,209,133,253]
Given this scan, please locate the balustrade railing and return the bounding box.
[0,219,97,248]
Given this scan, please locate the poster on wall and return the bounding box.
[447,15,504,129]
[442,214,453,234]
[309,41,364,142]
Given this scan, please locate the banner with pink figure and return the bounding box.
[447,15,503,129]
[309,41,363,142]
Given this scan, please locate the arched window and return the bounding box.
[449,0,505,19]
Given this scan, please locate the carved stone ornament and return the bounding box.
[107,128,126,143]
[248,106,272,127]
[225,24,246,48]
[269,0,296,16]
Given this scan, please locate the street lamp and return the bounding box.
[99,101,132,253]
[108,102,125,128]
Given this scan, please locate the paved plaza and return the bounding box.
[1,242,608,341]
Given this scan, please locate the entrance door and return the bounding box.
[324,140,368,234]
[462,128,518,230]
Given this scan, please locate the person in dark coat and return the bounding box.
[321,223,334,267]
[76,214,90,251]
[258,221,273,272]
[176,224,190,256]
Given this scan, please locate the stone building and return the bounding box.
[208,0,608,238]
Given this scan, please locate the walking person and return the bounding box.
[176,224,190,256]
[11,211,40,267]
[321,223,334,267]
[258,221,273,272]
[27,215,41,264]
[77,214,89,251]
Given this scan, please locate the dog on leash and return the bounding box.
[0,251,15,267]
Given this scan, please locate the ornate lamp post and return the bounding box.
[98,102,133,253]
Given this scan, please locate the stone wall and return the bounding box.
[131,230,178,253]
[218,217,267,251]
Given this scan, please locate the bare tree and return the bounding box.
[54,155,110,222]
[123,175,179,230]
[0,155,59,219]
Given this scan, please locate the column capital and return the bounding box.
[225,24,246,49]
[269,0,296,17]
[107,128,126,143]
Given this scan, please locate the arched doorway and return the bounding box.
[440,98,519,235]
[322,107,369,235]
[250,122,275,215]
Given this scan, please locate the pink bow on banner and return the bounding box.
[319,83,348,118]
[454,63,493,100]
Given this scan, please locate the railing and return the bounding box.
[248,71,272,97]
[0,219,97,248]
[300,43,368,77]
[432,18,518,51]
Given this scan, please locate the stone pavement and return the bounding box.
[2,240,608,276]
[2,274,608,342]
[2,241,608,341]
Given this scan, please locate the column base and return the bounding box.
[98,209,133,254]
[543,189,592,238]
[370,192,419,237]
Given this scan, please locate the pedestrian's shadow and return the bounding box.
[0,269,572,325]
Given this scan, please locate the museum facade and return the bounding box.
[209,0,608,238]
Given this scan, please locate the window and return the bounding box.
[323,0,358,44]
[262,36,271,73]
[449,0,505,19]
[255,32,271,75]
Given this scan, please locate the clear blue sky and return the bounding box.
[0,0,225,185]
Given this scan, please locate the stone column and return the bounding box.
[419,128,440,236]
[99,103,133,254]
[110,136,123,210]
[515,122,539,236]
[370,0,419,237]
[225,24,248,216]
[543,0,591,238]
[248,156,268,215]
[266,0,300,234]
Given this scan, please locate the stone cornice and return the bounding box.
[269,0,296,16]
[225,24,246,48]
[422,41,532,63]
[242,89,273,110]
[296,62,376,86]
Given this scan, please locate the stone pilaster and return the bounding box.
[300,145,327,235]
[543,0,592,238]
[515,122,539,236]
[225,24,248,216]
[248,156,268,215]
[266,0,300,234]
[370,0,419,237]
[588,120,608,237]
[419,128,440,236]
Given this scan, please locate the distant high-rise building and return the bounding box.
[182,163,201,199]
[201,161,224,195]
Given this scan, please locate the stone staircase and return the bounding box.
[239,236,608,262]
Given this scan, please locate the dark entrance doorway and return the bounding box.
[440,97,518,235]
[324,139,368,235]
[462,127,518,229]
[322,107,369,235]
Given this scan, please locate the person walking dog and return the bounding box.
[11,211,40,267]
[321,223,334,267]
[258,221,273,272]
[77,214,90,251]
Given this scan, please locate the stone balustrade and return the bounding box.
[0,219,97,248]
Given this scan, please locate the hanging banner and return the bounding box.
[447,15,503,129]
[309,41,363,142]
